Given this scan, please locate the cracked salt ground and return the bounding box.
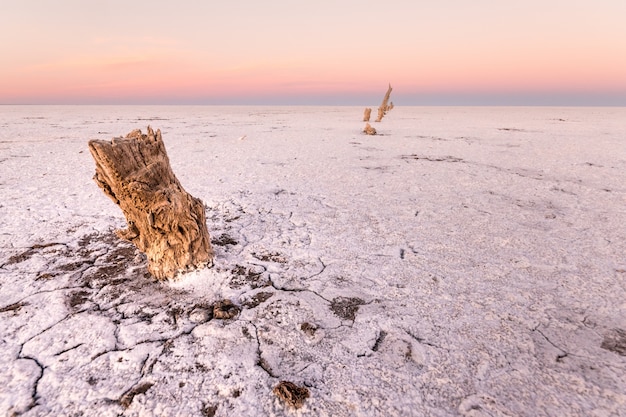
[2,106,626,416]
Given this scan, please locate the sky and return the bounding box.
[1,0,625,105]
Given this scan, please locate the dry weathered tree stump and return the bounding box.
[88,127,214,280]
[363,107,372,122]
[375,83,393,122]
[363,123,377,135]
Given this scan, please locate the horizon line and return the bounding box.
[3,93,625,107]
[2,102,626,107]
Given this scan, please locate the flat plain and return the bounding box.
[1,106,625,416]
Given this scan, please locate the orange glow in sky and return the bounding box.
[1,1,625,105]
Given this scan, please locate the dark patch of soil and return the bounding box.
[273,381,310,409]
[68,291,91,308]
[35,272,57,281]
[404,344,413,360]
[213,300,240,319]
[81,237,144,287]
[400,154,464,163]
[330,297,365,321]
[4,242,64,266]
[195,362,209,372]
[5,249,37,266]
[252,250,287,263]
[243,291,274,309]
[165,306,185,326]
[211,234,238,246]
[8,232,146,291]
[601,329,626,356]
[80,232,107,245]
[300,322,318,336]
[200,403,218,417]
[498,127,526,132]
[0,301,28,314]
[96,263,127,278]
[372,330,387,352]
[58,260,91,272]
[102,241,141,264]
[229,265,268,289]
[241,326,253,340]
[120,382,154,408]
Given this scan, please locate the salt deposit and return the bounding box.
[1,105,625,416]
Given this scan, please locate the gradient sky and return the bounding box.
[1,0,625,105]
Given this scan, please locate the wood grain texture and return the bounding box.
[88,126,214,280]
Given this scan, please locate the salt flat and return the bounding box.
[1,105,625,416]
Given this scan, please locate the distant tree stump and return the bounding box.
[363,107,372,122]
[375,83,393,122]
[88,127,214,280]
[363,123,377,135]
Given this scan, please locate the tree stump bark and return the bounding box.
[363,123,377,135]
[88,127,214,280]
[363,108,372,122]
[375,83,393,122]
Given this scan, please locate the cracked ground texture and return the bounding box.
[1,106,625,416]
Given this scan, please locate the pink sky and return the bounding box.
[1,1,625,105]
